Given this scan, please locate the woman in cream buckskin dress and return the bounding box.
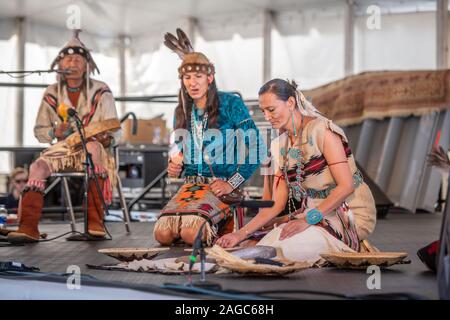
[216,79,376,264]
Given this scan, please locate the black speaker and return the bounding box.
[11,147,44,169]
[118,146,168,189]
[356,161,393,219]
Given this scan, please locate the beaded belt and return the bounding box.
[306,170,364,199]
[184,176,227,184]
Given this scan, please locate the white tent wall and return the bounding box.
[340,10,448,213]
[123,14,264,126]
[272,9,345,90]
[123,7,345,127]
[123,49,178,127]
[1,9,442,136]
[0,18,16,40]
[0,36,18,174]
[354,11,436,72]
[0,2,448,213]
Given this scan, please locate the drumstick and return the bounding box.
[204,154,216,179]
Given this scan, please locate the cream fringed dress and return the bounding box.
[258,117,377,264]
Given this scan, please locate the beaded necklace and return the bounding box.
[280,115,308,217]
[67,86,81,93]
[190,105,208,176]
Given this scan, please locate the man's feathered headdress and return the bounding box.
[50,29,99,74]
[50,30,98,115]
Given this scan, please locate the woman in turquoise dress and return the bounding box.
[154,29,265,246]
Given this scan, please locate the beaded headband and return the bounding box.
[178,63,215,77]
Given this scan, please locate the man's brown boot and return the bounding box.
[87,178,106,237]
[7,189,44,244]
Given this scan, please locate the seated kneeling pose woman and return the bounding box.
[216,79,377,264]
[154,29,262,246]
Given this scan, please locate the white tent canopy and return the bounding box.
[0,0,444,150]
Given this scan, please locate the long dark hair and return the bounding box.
[174,79,220,130]
[258,78,298,102]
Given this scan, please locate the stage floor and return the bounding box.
[0,209,442,299]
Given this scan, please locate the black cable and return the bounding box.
[348,292,429,300]
[0,223,113,244]
[161,284,429,300]
[201,287,341,300]
[161,283,267,300]
[0,230,95,246]
[0,267,429,300]
[244,289,348,299]
[36,183,116,242]
[0,71,36,78]
[236,289,428,300]
[38,230,107,242]
[0,69,60,79]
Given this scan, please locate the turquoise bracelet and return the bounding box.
[305,208,323,225]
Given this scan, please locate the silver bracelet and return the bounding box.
[228,172,245,190]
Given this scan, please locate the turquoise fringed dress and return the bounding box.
[154,91,267,244]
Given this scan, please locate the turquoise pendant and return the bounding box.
[292,185,302,201]
[288,148,301,159]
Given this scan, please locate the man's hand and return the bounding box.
[54,122,71,140]
[94,132,113,147]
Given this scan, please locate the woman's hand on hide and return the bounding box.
[215,231,245,248]
[279,219,310,240]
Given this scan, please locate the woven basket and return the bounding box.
[320,251,409,269]
[98,247,169,262]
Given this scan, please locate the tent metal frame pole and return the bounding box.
[355,119,376,169]
[15,16,26,147]
[437,0,449,69]
[187,17,198,48]
[344,0,355,76]
[374,117,404,190]
[263,10,273,83]
[118,34,128,116]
